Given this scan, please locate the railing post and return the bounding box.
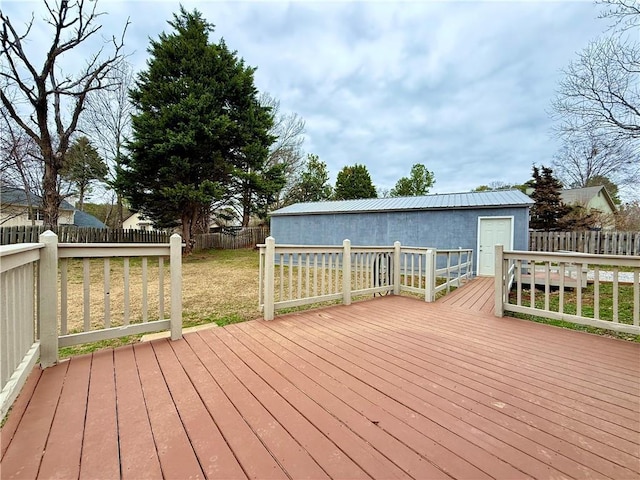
[342,239,351,306]
[494,244,504,317]
[170,234,183,340]
[264,237,275,320]
[39,230,58,368]
[393,241,401,295]
[425,249,436,302]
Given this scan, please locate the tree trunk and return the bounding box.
[78,184,85,211]
[42,159,60,229]
[242,183,251,227]
[181,206,198,255]
[116,193,124,228]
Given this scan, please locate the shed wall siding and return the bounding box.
[271,207,529,251]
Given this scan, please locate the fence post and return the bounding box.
[343,239,352,305]
[170,234,183,340]
[39,230,58,368]
[425,249,436,302]
[393,241,401,295]
[264,237,275,320]
[494,244,504,317]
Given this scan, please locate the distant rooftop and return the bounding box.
[73,210,106,228]
[1,185,74,211]
[271,190,533,216]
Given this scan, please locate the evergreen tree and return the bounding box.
[334,164,377,200]
[118,8,273,251]
[529,166,570,231]
[390,163,435,197]
[61,137,108,211]
[286,154,333,204]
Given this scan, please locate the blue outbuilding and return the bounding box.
[270,190,533,276]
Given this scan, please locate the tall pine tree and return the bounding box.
[529,166,570,231]
[119,8,273,251]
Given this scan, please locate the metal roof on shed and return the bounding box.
[271,190,533,216]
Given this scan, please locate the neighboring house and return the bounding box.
[123,212,157,231]
[0,185,75,226]
[270,190,534,276]
[560,186,616,215]
[561,186,617,229]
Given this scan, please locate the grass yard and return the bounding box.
[508,283,640,342]
[60,248,262,357]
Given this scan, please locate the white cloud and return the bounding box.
[2,0,608,194]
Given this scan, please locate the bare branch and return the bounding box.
[0,0,128,227]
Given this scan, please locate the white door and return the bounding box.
[478,217,512,276]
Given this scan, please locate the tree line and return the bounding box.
[0,1,436,252]
[2,0,638,252]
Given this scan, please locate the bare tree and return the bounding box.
[0,0,128,228]
[1,108,43,224]
[259,92,306,209]
[598,0,640,32]
[552,37,640,143]
[81,60,134,227]
[552,131,639,189]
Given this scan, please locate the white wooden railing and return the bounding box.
[0,231,184,418]
[259,237,473,320]
[1,243,42,419]
[495,245,640,334]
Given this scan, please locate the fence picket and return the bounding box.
[529,231,639,256]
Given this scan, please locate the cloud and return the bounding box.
[2,0,607,194]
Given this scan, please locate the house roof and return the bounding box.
[73,210,106,228]
[1,185,75,211]
[271,190,534,216]
[561,186,616,212]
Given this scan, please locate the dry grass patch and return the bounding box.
[59,249,262,357]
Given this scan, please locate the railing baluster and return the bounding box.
[142,257,148,323]
[576,262,582,317]
[593,266,599,319]
[559,262,565,314]
[544,261,550,312]
[83,258,90,331]
[158,257,165,320]
[304,253,310,298]
[612,267,619,323]
[279,254,284,301]
[104,258,110,329]
[530,261,536,308]
[318,253,324,295]
[124,258,130,326]
[516,259,522,306]
[60,258,68,335]
[313,254,318,297]
[297,253,302,300]
[634,270,639,326]
[288,253,293,301]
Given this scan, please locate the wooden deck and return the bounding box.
[2,280,639,479]
[437,276,496,314]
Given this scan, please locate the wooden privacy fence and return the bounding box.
[0,225,171,245]
[529,231,640,256]
[193,226,269,251]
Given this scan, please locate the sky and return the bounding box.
[3,0,610,195]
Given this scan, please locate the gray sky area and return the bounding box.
[4,0,608,194]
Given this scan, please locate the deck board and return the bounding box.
[113,345,163,480]
[2,282,639,480]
